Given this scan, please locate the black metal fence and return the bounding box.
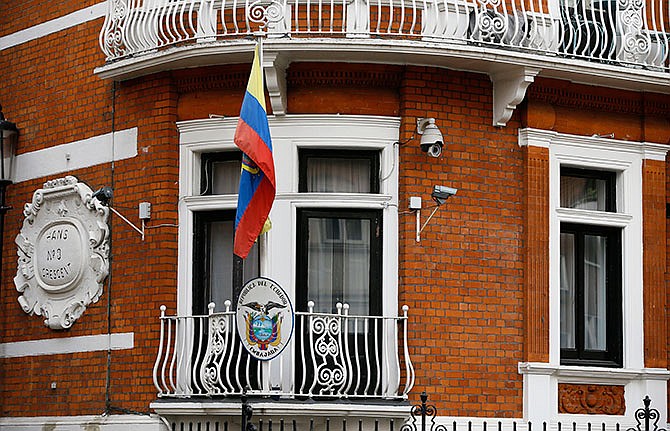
[167,394,666,431]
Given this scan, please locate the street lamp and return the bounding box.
[0,105,18,293]
[0,105,17,202]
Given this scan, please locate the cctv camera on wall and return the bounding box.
[416,117,444,158]
[432,185,457,205]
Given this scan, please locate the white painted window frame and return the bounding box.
[177,114,400,316]
[518,128,670,424]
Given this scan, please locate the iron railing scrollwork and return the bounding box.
[400,392,447,431]
[153,302,414,399]
[98,0,670,72]
[627,396,666,431]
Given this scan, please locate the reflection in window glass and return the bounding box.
[560,175,608,211]
[560,232,576,349]
[307,217,371,315]
[583,234,607,351]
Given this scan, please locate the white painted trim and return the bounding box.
[176,114,401,395]
[554,208,634,227]
[0,414,166,431]
[177,114,400,314]
[518,128,670,161]
[14,128,138,183]
[0,332,134,358]
[0,3,107,51]
[519,362,670,383]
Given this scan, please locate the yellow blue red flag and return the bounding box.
[233,44,276,259]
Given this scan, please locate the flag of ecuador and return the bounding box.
[233,44,276,259]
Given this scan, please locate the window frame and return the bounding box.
[298,149,381,194]
[559,222,623,368]
[177,115,400,320]
[518,128,669,423]
[192,209,260,315]
[200,152,242,196]
[533,129,650,372]
[296,208,383,315]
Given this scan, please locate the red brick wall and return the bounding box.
[397,66,525,416]
[523,145,549,363]
[0,1,101,37]
[0,13,179,414]
[2,6,670,420]
[643,159,668,369]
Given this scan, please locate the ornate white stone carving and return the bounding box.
[14,176,110,330]
[490,65,540,127]
[262,51,288,116]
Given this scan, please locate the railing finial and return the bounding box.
[627,396,666,431]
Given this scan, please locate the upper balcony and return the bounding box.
[96,0,670,97]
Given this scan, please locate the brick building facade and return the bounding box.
[0,0,669,429]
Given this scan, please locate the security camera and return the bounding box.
[432,185,457,205]
[416,118,444,158]
[424,142,443,158]
[92,186,113,206]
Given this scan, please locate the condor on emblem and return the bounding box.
[236,277,294,360]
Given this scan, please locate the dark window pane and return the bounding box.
[560,223,621,367]
[307,217,371,315]
[560,232,576,349]
[193,211,259,314]
[297,209,382,316]
[560,168,615,212]
[583,234,607,351]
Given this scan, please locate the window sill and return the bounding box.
[518,362,670,384]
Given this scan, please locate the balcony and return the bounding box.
[96,0,669,125]
[99,0,670,65]
[152,301,414,401]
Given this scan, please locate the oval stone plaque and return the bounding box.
[35,221,84,292]
[15,176,110,329]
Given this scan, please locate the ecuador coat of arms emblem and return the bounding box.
[236,277,294,360]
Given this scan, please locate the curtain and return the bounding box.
[307,217,371,315]
[306,158,371,193]
[560,176,607,210]
[212,160,241,195]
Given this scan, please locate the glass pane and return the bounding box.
[583,234,607,351]
[560,175,608,211]
[306,158,371,193]
[307,217,370,315]
[211,159,241,195]
[209,219,259,311]
[560,232,576,349]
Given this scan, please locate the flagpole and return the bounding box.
[233,39,260,306]
[233,35,272,306]
[232,253,244,305]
